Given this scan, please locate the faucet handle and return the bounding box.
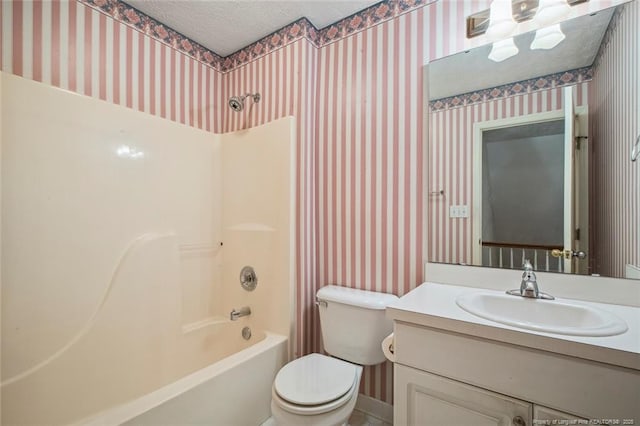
[521,259,537,285]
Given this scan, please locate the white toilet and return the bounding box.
[271,285,398,426]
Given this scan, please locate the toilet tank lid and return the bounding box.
[316,285,399,310]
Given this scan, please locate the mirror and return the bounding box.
[427,1,639,280]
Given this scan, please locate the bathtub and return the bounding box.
[1,232,289,425]
[79,332,288,426]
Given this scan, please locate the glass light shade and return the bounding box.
[488,38,519,62]
[485,0,518,41]
[530,24,566,50]
[535,0,571,26]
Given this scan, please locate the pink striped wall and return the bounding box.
[314,9,428,402]
[0,0,224,132]
[428,84,590,266]
[590,0,639,277]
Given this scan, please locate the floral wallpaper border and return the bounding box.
[429,66,593,111]
[81,0,225,70]
[79,0,433,73]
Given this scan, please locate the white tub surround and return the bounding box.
[1,73,295,425]
[387,267,640,424]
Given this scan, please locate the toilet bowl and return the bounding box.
[270,286,398,426]
[270,354,363,426]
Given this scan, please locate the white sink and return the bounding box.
[456,292,628,337]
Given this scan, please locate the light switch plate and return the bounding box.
[449,205,469,218]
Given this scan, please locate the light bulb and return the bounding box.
[531,24,566,50]
[488,37,519,62]
[485,0,518,41]
[535,0,571,26]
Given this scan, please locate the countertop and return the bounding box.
[386,282,640,370]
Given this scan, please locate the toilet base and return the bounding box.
[270,389,358,426]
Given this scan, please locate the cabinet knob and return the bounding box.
[513,416,526,426]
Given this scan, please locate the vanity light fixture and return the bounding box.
[466,0,588,39]
[485,0,518,41]
[488,37,520,62]
[534,0,572,26]
[530,24,566,49]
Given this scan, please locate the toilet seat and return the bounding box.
[272,354,359,416]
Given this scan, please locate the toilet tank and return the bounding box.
[316,285,399,365]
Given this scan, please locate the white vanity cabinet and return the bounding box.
[395,363,586,426]
[395,364,531,426]
[392,322,639,426]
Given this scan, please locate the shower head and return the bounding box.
[229,97,244,112]
[228,93,261,112]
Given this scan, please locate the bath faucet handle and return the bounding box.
[230,306,251,321]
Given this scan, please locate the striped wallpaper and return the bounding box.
[429,84,589,267]
[1,0,631,407]
[314,9,428,402]
[590,0,639,278]
[0,0,224,132]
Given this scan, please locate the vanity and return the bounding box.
[386,264,640,426]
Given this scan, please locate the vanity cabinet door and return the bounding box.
[533,405,587,423]
[395,364,532,426]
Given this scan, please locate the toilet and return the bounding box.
[271,285,399,426]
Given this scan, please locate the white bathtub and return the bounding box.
[80,332,288,426]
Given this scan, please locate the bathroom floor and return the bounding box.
[348,409,392,426]
[260,410,392,426]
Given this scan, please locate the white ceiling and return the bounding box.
[123,0,381,57]
[429,7,616,100]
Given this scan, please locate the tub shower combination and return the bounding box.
[1,74,295,425]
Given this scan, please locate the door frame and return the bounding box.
[471,110,565,266]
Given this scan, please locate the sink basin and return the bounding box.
[456,292,628,337]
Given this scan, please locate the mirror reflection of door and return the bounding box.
[472,91,588,273]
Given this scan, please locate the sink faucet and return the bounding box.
[520,260,539,298]
[506,260,554,300]
[230,306,251,321]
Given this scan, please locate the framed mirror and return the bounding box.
[427,1,639,279]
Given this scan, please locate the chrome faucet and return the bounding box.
[230,306,251,321]
[506,260,554,300]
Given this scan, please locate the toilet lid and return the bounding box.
[274,354,358,406]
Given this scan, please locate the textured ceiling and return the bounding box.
[429,7,615,100]
[123,0,381,57]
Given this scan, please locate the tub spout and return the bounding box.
[230,306,251,321]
